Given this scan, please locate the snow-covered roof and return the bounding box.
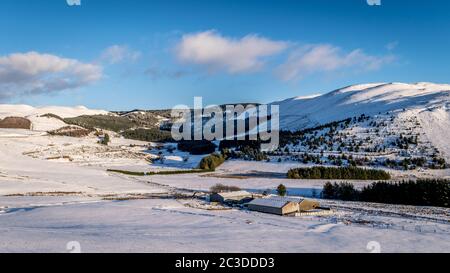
[215,191,252,198]
[248,196,304,208]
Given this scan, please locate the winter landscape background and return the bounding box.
[1,0,450,253]
[1,82,449,252]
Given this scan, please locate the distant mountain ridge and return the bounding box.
[1,82,449,161]
[274,82,450,131]
[0,104,110,131]
[0,104,109,119]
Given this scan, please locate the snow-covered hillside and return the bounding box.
[276,82,450,131]
[0,104,109,119]
[275,82,450,162]
[0,104,110,131]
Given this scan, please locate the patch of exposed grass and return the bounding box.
[64,115,136,132]
[48,126,91,137]
[40,113,64,121]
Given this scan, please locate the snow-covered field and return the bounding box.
[1,129,449,253]
[0,129,168,196]
[0,196,449,253]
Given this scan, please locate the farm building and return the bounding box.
[248,196,320,216]
[209,191,253,204]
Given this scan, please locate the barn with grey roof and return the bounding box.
[248,196,319,215]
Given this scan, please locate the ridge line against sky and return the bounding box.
[0,0,450,110]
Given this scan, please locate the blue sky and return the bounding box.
[0,0,449,110]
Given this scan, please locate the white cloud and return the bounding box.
[0,52,102,100]
[175,30,288,74]
[276,44,395,81]
[386,41,399,51]
[101,45,141,64]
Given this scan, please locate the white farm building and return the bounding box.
[248,196,320,215]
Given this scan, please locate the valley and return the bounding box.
[0,82,449,253]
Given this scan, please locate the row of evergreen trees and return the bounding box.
[287,166,391,180]
[219,140,268,161]
[279,115,373,148]
[221,147,268,161]
[322,179,450,208]
[177,140,217,155]
[64,115,135,132]
[121,128,173,142]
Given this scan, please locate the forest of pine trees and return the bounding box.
[322,179,450,207]
[287,166,391,180]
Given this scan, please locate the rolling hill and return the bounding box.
[274,82,450,163]
[275,82,450,131]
